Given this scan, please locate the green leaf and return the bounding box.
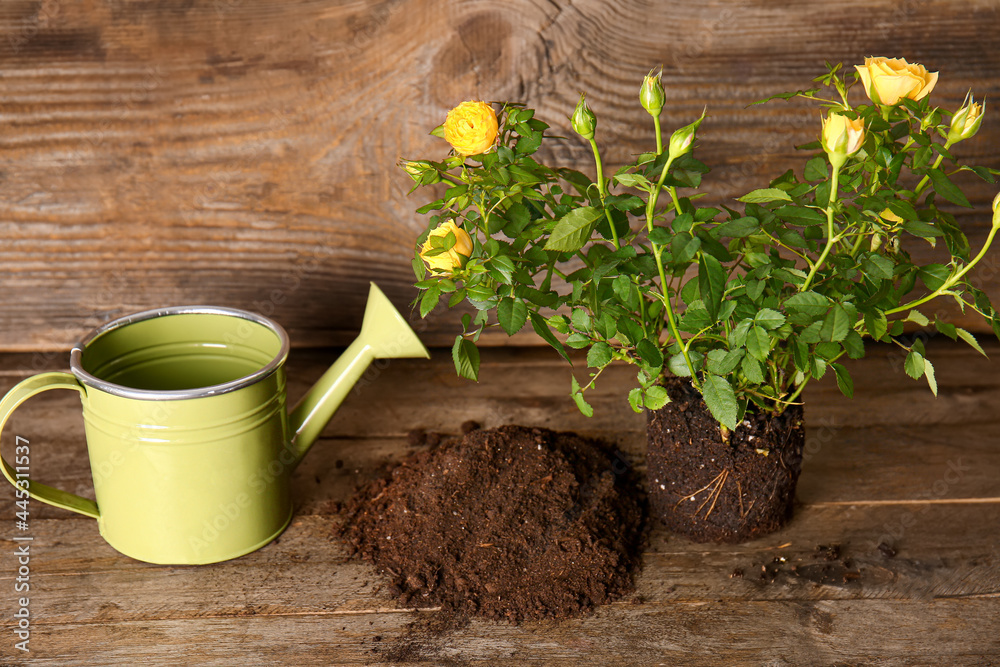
[861,253,895,280]
[741,354,765,383]
[917,264,950,291]
[452,336,480,381]
[804,156,829,181]
[729,318,753,348]
[698,253,727,320]
[904,219,945,238]
[614,172,653,190]
[701,374,739,430]
[613,274,639,310]
[747,325,771,361]
[672,235,702,264]
[488,254,516,285]
[529,311,572,364]
[595,311,617,339]
[792,339,809,372]
[503,202,531,237]
[956,328,987,356]
[643,386,670,410]
[843,330,865,359]
[628,387,644,413]
[707,348,745,375]
[904,348,925,380]
[864,310,888,340]
[570,375,594,417]
[737,188,792,204]
[420,283,441,318]
[905,309,929,327]
[570,308,592,332]
[648,226,672,245]
[934,320,958,340]
[587,341,614,368]
[515,131,542,155]
[672,212,695,233]
[695,207,721,222]
[831,362,854,399]
[668,352,694,376]
[820,305,850,342]
[927,168,972,208]
[605,194,645,211]
[544,206,602,252]
[754,308,786,330]
[679,300,713,333]
[774,205,827,226]
[785,291,831,317]
[923,358,938,396]
[714,216,760,238]
[636,339,664,369]
[549,314,570,334]
[497,297,528,336]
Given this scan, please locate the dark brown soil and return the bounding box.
[338,424,646,624]
[647,377,805,543]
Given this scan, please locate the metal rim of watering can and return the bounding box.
[69,305,291,401]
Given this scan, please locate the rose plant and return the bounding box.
[403,59,1000,431]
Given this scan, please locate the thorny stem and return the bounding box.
[646,152,698,386]
[801,164,841,291]
[912,139,955,201]
[589,138,621,250]
[886,223,1000,316]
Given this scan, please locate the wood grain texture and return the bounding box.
[0,342,998,664]
[0,1,999,351]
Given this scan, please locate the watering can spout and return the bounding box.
[287,282,429,467]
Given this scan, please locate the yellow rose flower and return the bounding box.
[855,57,939,105]
[443,101,499,156]
[821,113,865,170]
[420,221,473,275]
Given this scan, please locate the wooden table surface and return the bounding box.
[0,341,998,666]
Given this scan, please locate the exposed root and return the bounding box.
[677,469,730,519]
[736,479,747,518]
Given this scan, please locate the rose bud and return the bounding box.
[640,68,665,117]
[947,94,984,144]
[570,93,596,140]
[821,113,865,170]
[668,112,704,159]
[400,160,440,185]
[420,221,474,275]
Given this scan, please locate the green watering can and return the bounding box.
[0,283,429,564]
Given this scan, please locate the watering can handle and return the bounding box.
[0,372,100,519]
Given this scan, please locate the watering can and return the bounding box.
[0,283,429,564]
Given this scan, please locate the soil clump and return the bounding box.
[339,424,645,623]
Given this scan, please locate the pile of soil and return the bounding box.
[338,424,645,623]
[646,377,805,543]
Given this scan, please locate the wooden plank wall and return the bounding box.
[0,0,999,351]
